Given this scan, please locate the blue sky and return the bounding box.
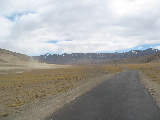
[0,0,160,56]
[6,11,34,21]
[87,44,159,54]
[117,44,160,53]
[46,40,59,44]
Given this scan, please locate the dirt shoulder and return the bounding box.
[138,71,160,108]
[1,72,117,120]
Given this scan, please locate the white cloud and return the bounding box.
[154,46,160,50]
[138,47,143,50]
[110,0,158,17]
[0,17,12,38]
[0,0,160,55]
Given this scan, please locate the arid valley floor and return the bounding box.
[0,49,160,120]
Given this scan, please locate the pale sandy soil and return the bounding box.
[1,72,116,120]
[0,63,68,74]
[138,71,160,108]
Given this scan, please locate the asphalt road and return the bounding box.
[45,70,160,120]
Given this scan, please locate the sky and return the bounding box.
[0,0,160,56]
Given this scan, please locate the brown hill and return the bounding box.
[0,49,68,74]
[101,52,160,64]
[0,48,39,64]
[0,49,56,74]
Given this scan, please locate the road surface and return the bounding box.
[45,70,160,120]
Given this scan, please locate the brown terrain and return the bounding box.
[0,48,160,120]
[0,48,65,74]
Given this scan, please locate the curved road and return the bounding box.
[45,70,160,120]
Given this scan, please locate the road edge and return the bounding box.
[138,71,160,108]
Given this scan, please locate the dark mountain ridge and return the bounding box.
[33,48,160,64]
[101,52,160,64]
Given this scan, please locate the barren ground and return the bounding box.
[0,63,122,120]
[1,63,159,120]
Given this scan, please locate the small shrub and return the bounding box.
[1,113,9,117]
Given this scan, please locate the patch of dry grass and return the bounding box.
[0,64,122,118]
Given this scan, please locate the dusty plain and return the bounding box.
[0,63,123,120]
[0,49,160,120]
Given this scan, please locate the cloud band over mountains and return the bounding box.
[0,0,160,55]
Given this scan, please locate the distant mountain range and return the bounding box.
[33,48,160,64]
[101,52,160,64]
